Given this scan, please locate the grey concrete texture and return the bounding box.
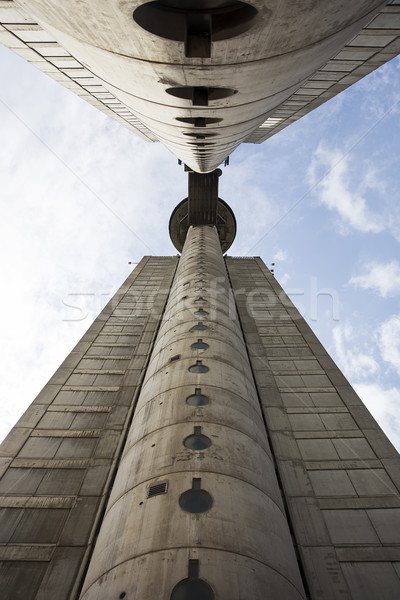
[6,0,392,172]
[1,246,400,599]
[79,226,306,599]
[128,383,268,447]
[0,257,178,600]
[1,3,400,158]
[226,256,400,599]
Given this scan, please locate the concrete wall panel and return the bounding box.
[227,255,400,599]
[0,257,178,600]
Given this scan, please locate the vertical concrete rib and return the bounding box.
[79,226,306,600]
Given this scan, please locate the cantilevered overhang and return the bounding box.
[1,1,398,172]
[246,1,400,144]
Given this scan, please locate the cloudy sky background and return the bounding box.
[1,43,400,449]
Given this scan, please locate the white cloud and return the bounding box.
[308,146,384,233]
[279,273,290,285]
[357,56,400,121]
[349,261,400,297]
[378,315,400,374]
[273,248,287,261]
[332,323,379,379]
[220,157,280,255]
[355,383,400,451]
[0,48,186,442]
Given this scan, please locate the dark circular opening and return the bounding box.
[186,392,209,406]
[191,322,208,331]
[179,488,213,513]
[171,578,214,600]
[184,433,212,450]
[187,142,216,147]
[191,340,209,350]
[167,86,236,101]
[183,132,217,138]
[133,2,258,43]
[176,117,222,125]
[189,361,209,373]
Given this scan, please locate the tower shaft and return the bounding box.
[1,235,400,599]
[79,224,306,599]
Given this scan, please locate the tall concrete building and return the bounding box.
[1,1,400,599]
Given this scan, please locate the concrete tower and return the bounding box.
[1,178,400,599]
[1,1,400,599]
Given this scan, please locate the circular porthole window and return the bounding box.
[191,322,208,331]
[184,432,211,450]
[133,1,258,44]
[189,360,209,373]
[176,117,222,127]
[191,339,209,350]
[167,86,236,102]
[171,578,214,600]
[179,488,213,513]
[186,389,209,405]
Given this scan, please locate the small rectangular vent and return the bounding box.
[147,481,168,498]
[170,354,181,362]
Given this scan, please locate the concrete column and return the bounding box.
[79,226,306,599]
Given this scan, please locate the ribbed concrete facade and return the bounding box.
[228,257,400,599]
[0,257,178,600]
[1,244,400,599]
[3,0,397,172]
[79,225,306,599]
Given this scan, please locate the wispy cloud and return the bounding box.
[0,49,187,442]
[278,273,290,286]
[355,383,400,451]
[308,146,384,233]
[273,248,287,261]
[378,314,400,375]
[349,261,400,297]
[332,323,379,379]
[357,56,400,121]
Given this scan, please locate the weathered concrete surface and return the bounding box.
[0,257,178,600]
[247,1,400,143]
[79,226,306,600]
[2,247,400,599]
[4,0,389,171]
[227,256,400,600]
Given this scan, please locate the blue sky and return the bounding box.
[1,43,400,449]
